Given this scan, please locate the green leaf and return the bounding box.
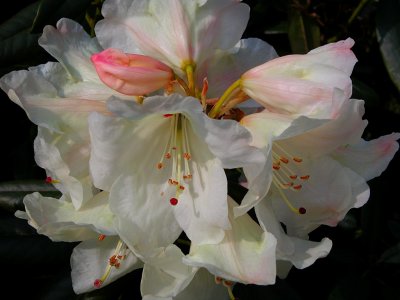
[31,0,93,33]
[0,180,60,212]
[288,2,320,54]
[0,30,44,67]
[378,242,400,264]
[352,78,380,108]
[0,2,40,40]
[376,0,400,92]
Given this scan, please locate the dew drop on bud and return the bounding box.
[170,198,178,206]
[299,207,306,215]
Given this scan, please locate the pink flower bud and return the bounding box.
[241,38,357,118]
[91,48,174,95]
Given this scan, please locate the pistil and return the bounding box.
[272,143,310,215]
[156,114,193,206]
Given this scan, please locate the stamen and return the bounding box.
[98,234,106,241]
[94,240,127,288]
[45,176,60,184]
[201,77,209,109]
[185,64,195,96]
[170,198,178,206]
[293,157,303,163]
[279,157,289,164]
[273,178,305,215]
[215,276,223,284]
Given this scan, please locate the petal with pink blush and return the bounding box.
[241,39,357,118]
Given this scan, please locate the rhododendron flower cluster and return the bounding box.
[1,0,398,299]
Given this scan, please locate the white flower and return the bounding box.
[0,18,128,209]
[95,0,250,75]
[241,93,399,236]
[88,94,264,254]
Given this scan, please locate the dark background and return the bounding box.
[0,0,399,299]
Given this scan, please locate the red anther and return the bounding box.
[300,175,310,180]
[45,176,53,183]
[179,185,185,190]
[293,157,303,163]
[172,180,179,185]
[93,279,103,288]
[272,164,280,170]
[109,255,118,266]
[183,153,191,160]
[222,280,234,287]
[172,146,177,150]
[280,157,289,164]
[163,114,173,118]
[215,276,223,284]
[299,207,307,214]
[157,162,163,169]
[170,198,178,206]
[98,234,106,241]
[293,184,302,190]
[289,175,298,179]
[283,182,294,187]
[165,152,172,159]
[168,179,174,185]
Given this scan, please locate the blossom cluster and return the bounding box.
[1,0,398,299]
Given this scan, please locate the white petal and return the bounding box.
[110,175,182,255]
[278,99,367,158]
[34,127,94,209]
[174,268,229,300]
[184,197,277,285]
[256,200,332,271]
[23,191,115,242]
[333,133,400,181]
[173,151,229,245]
[39,18,102,82]
[271,156,370,236]
[141,245,197,298]
[206,38,278,97]
[71,237,141,294]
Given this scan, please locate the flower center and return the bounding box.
[93,239,128,288]
[156,113,193,206]
[271,143,310,215]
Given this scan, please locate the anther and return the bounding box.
[165,153,172,159]
[163,114,173,118]
[183,153,191,160]
[45,176,60,184]
[300,175,310,180]
[157,162,163,169]
[98,234,106,241]
[273,164,280,170]
[293,184,302,190]
[179,185,185,190]
[215,276,223,284]
[280,157,289,164]
[109,255,120,268]
[289,175,298,179]
[293,157,303,163]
